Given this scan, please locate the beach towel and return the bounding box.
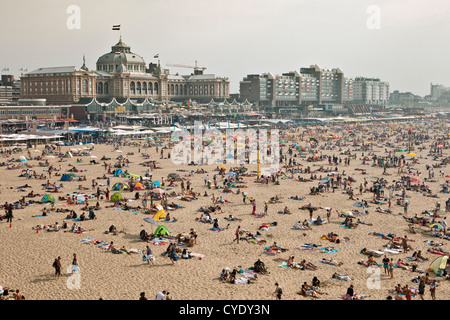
[33,214,49,217]
[384,248,402,254]
[278,261,291,269]
[292,225,308,230]
[160,219,177,223]
[320,260,342,266]
[296,246,315,252]
[319,247,338,254]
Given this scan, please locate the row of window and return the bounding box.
[0,109,59,115]
[97,64,145,72]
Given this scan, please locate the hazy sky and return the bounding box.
[1,0,449,96]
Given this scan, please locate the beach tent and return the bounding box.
[168,173,180,180]
[150,181,161,188]
[429,255,449,276]
[110,192,123,202]
[113,169,124,177]
[133,181,145,190]
[60,174,72,181]
[19,155,27,162]
[41,194,55,203]
[154,225,170,237]
[112,182,130,190]
[152,204,166,221]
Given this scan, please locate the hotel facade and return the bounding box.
[20,37,230,107]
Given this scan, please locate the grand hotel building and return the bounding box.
[20,37,230,108]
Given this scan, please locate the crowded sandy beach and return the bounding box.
[0,117,449,301]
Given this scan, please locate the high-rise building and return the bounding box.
[240,64,354,107]
[0,75,21,105]
[430,83,450,101]
[352,77,389,105]
[239,72,300,107]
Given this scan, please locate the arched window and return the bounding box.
[204,85,208,95]
[175,84,178,95]
[142,82,147,95]
[184,85,187,95]
[97,82,103,95]
[154,82,159,95]
[130,81,135,95]
[136,82,141,95]
[149,82,153,95]
[171,84,174,95]
[104,82,109,95]
[83,79,88,93]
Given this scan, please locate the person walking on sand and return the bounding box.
[430,280,437,300]
[145,245,155,265]
[72,253,79,273]
[389,258,394,279]
[53,256,62,279]
[274,283,283,300]
[233,226,241,244]
[327,208,332,223]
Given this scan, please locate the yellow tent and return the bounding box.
[152,204,166,221]
[429,255,448,276]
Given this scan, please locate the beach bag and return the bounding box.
[142,255,147,262]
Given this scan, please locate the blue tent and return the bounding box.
[61,174,72,181]
[150,181,161,188]
[114,169,124,177]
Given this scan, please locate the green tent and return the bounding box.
[41,194,55,203]
[154,225,170,237]
[110,192,123,202]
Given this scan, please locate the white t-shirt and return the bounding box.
[156,292,165,300]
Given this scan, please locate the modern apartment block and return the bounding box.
[430,83,450,101]
[352,77,389,105]
[0,75,21,105]
[239,64,355,107]
[239,72,301,107]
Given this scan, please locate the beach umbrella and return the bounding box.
[397,149,405,152]
[143,217,160,234]
[152,188,165,194]
[45,155,55,159]
[408,153,416,157]
[227,172,237,177]
[410,177,421,183]
[143,217,160,227]
[430,223,444,230]
[220,165,226,170]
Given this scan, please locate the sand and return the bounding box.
[0,121,449,300]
